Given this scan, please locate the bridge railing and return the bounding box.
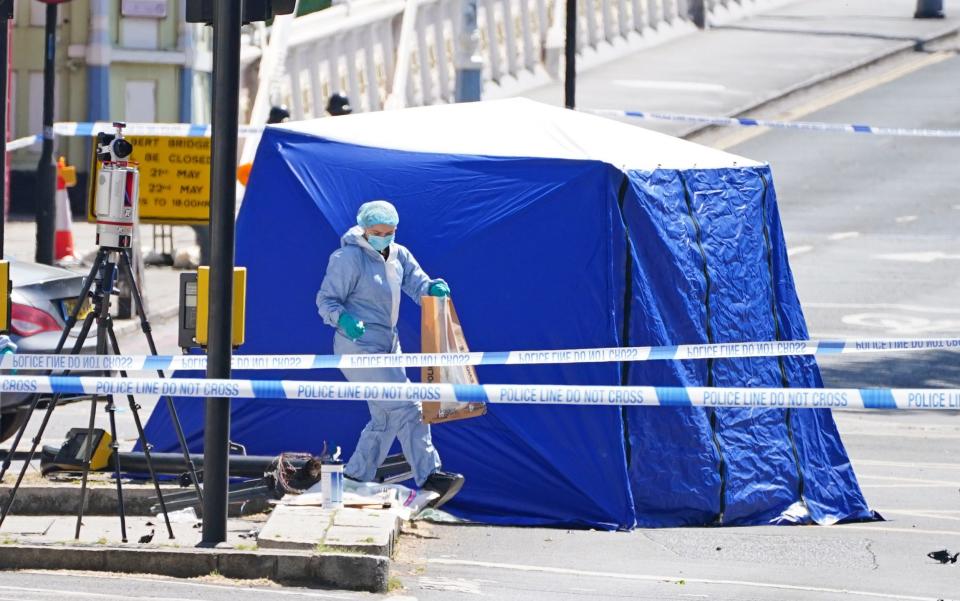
[242,0,777,121]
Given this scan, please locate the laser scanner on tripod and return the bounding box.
[94,122,140,249]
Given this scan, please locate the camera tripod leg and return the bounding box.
[75,253,118,540]
[0,310,97,529]
[0,251,105,484]
[53,250,105,355]
[119,250,203,506]
[103,391,128,542]
[106,324,175,540]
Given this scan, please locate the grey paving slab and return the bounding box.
[258,503,402,557]
[257,504,335,551]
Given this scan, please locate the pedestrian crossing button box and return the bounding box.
[179,272,199,350]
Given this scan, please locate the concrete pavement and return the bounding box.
[0,501,400,592]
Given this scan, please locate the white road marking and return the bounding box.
[876,251,960,263]
[855,459,960,471]
[840,312,960,335]
[0,586,187,601]
[804,301,960,315]
[711,51,955,150]
[612,80,728,92]
[787,245,813,257]
[831,524,960,538]
[879,510,960,522]
[856,474,960,486]
[828,231,860,241]
[874,509,960,515]
[895,215,918,223]
[807,331,885,339]
[427,558,954,601]
[860,484,954,488]
[418,576,482,594]
[845,432,960,441]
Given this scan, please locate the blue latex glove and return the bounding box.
[338,313,365,340]
[0,335,17,355]
[429,281,450,297]
[0,334,17,374]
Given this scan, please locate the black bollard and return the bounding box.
[914,0,944,18]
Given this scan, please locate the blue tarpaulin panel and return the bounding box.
[143,108,873,529]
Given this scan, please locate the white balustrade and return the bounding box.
[241,0,777,121]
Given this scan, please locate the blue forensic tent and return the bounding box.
[144,99,874,530]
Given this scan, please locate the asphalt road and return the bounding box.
[733,49,960,390]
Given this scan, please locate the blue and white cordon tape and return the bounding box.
[2,374,958,411]
[3,337,958,373]
[585,109,960,138]
[5,121,267,151]
[6,135,41,152]
[51,121,266,138]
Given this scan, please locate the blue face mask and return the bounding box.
[367,233,394,251]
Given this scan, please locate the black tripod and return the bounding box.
[0,247,201,541]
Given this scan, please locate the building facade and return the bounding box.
[10,0,211,191]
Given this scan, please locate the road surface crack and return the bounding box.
[865,539,879,570]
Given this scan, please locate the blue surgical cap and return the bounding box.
[356,200,399,228]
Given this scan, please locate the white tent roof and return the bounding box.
[274,98,760,170]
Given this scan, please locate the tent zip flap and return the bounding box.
[679,170,728,526]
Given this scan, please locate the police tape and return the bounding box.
[52,122,266,138]
[6,135,41,152]
[4,337,959,372]
[584,109,960,138]
[2,374,958,410]
[4,123,266,151]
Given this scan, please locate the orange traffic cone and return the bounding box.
[54,157,78,264]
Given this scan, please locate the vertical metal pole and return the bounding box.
[454,0,483,102]
[35,2,57,265]
[0,3,9,258]
[202,0,241,545]
[564,0,576,109]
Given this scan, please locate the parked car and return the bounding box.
[1,258,97,442]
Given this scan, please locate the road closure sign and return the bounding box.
[87,136,211,225]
